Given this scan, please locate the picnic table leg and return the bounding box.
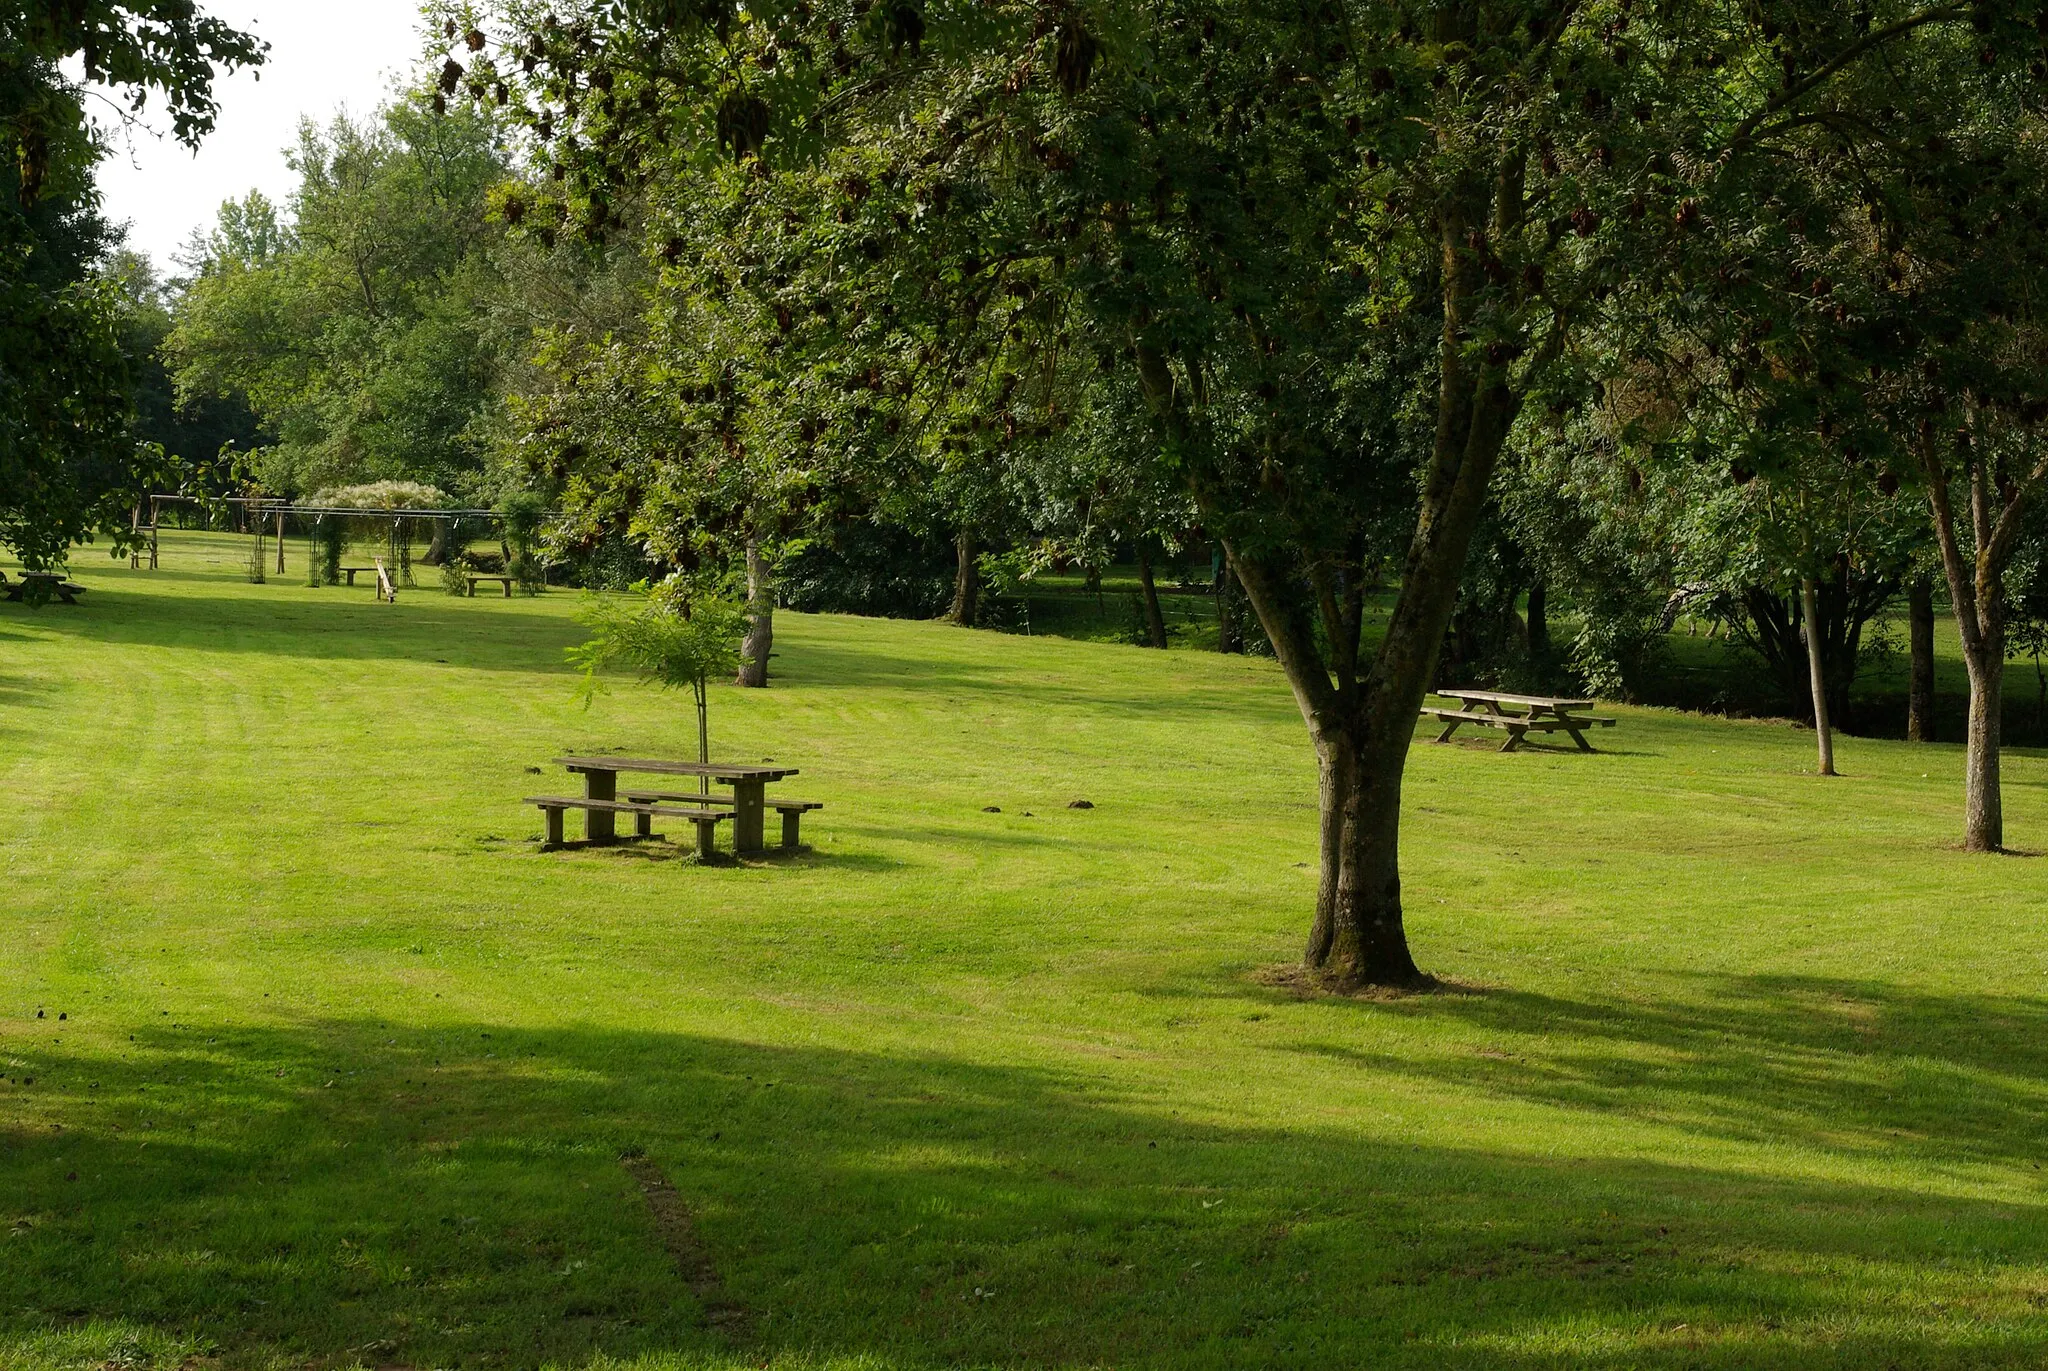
[781,809,802,849]
[543,806,565,848]
[583,769,617,844]
[1564,723,1596,753]
[1499,726,1528,753]
[1434,719,1461,743]
[694,817,720,859]
[731,779,767,854]
[635,809,653,838]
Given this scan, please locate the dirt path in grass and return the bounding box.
[621,1154,747,1333]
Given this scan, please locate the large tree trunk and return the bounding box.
[738,537,773,688]
[422,520,451,567]
[1907,575,1936,742]
[1801,578,1837,776]
[1137,547,1169,648]
[1229,367,1519,988]
[1962,641,2004,851]
[948,532,979,626]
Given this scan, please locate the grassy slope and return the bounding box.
[4,533,2048,1371]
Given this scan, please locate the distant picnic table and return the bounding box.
[1421,689,1615,753]
[528,756,820,858]
[2,571,86,605]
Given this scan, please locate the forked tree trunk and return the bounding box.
[738,537,773,688]
[1228,360,1520,989]
[1920,422,2036,853]
[1137,547,1169,648]
[1132,172,1527,988]
[1907,575,1936,743]
[949,532,979,626]
[1801,578,1837,776]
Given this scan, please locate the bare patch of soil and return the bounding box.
[621,1151,747,1334]
[1251,963,1486,1001]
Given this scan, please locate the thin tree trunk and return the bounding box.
[948,532,979,626]
[738,537,773,688]
[1802,578,1837,776]
[1963,644,2003,850]
[1526,578,1549,655]
[1907,575,1936,742]
[695,682,711,800]
[1137,547,1169,648]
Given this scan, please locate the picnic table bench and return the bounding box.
[546,756,804,855]
[464,573,518,597]
[1421,689,1616,753]
[2,571,86,605]
[621,788,824,850]
[524,795,732,856]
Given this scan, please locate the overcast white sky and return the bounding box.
[89,0,431,273]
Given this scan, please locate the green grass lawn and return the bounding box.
[5,532,2048,1371]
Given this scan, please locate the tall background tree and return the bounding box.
[0,0,261,571]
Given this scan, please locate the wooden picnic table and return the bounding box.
[1421,689,1615,753]
[552,756,799,853]
[3,571,86,605]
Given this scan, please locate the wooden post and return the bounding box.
[731,779,767,854]
[275,509,287,574]
[583,768,617,843]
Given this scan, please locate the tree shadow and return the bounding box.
[1255,971,2048,1171]
[4,1015,2047,1369]
[780,638,1300,726]
[8,582,581,674]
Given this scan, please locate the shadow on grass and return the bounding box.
[1257,971,2048,1172]
[8,582,581,674]
[4,1006,2048,1369]
[780,637,1301,723]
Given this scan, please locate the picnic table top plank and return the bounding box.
[553,756,800,781]
[1433,688,1595,711]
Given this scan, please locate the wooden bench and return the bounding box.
[338,566,377,586]
[3,572,86,605]
[465,574,517,597]
[1425,700,1613,754]
[622,790,824,849]
[526,795,731,856]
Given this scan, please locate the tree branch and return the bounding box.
[1724,3,1968,151]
